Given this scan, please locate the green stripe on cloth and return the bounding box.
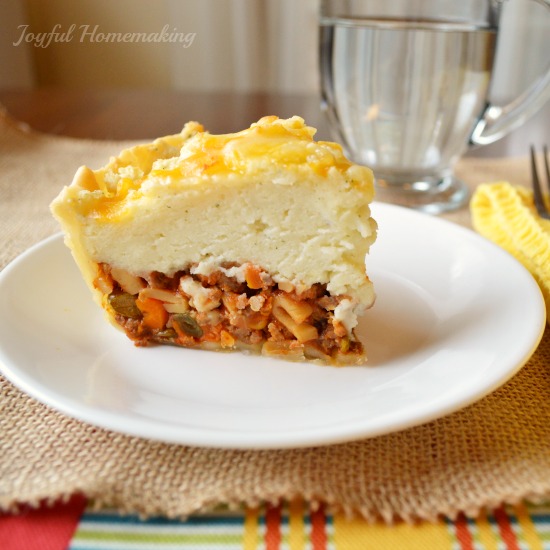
[69,509,246,550]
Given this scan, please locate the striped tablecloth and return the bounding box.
[1,497,549,549]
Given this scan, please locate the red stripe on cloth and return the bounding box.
[494,507,521,550]
[310,505,328,550]
[0,494,87,550]
[454,513,475,550]
[265,504,282,550]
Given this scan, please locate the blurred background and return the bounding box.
[1,0,548,103]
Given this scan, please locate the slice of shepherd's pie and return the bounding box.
[50,116,377,365]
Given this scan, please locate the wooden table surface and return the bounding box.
[0,88,549,158]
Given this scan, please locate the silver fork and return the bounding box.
[530,145,550,220]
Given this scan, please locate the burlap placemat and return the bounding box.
[1,110,549,523]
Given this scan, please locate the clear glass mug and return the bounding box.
[319,0,550,213]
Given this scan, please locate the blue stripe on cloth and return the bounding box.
[80,512,246,526]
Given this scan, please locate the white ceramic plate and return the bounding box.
[0,203,545,449]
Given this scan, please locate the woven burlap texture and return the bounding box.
[1,111,549,523]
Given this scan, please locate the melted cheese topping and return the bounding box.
[74,116,363,221]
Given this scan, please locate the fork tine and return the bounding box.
[544,145,550,186]
[530,145,547,217]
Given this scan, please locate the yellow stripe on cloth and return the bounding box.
[471,182,550,319]
[288,500,307,550]
[333,515,453,550]
[515,503,544,550]
[243,507,260,550]
[475,509,499,550]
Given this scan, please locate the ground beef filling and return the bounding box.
[94,262,363,362]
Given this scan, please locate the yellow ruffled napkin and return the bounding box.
[471,182,550,318]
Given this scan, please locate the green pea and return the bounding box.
[108,293,142,318]
[172,313,203,338]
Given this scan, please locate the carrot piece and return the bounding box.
[244,264,263,289]
[136,296,168,330]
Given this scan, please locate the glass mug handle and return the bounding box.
[470,0,550,146]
